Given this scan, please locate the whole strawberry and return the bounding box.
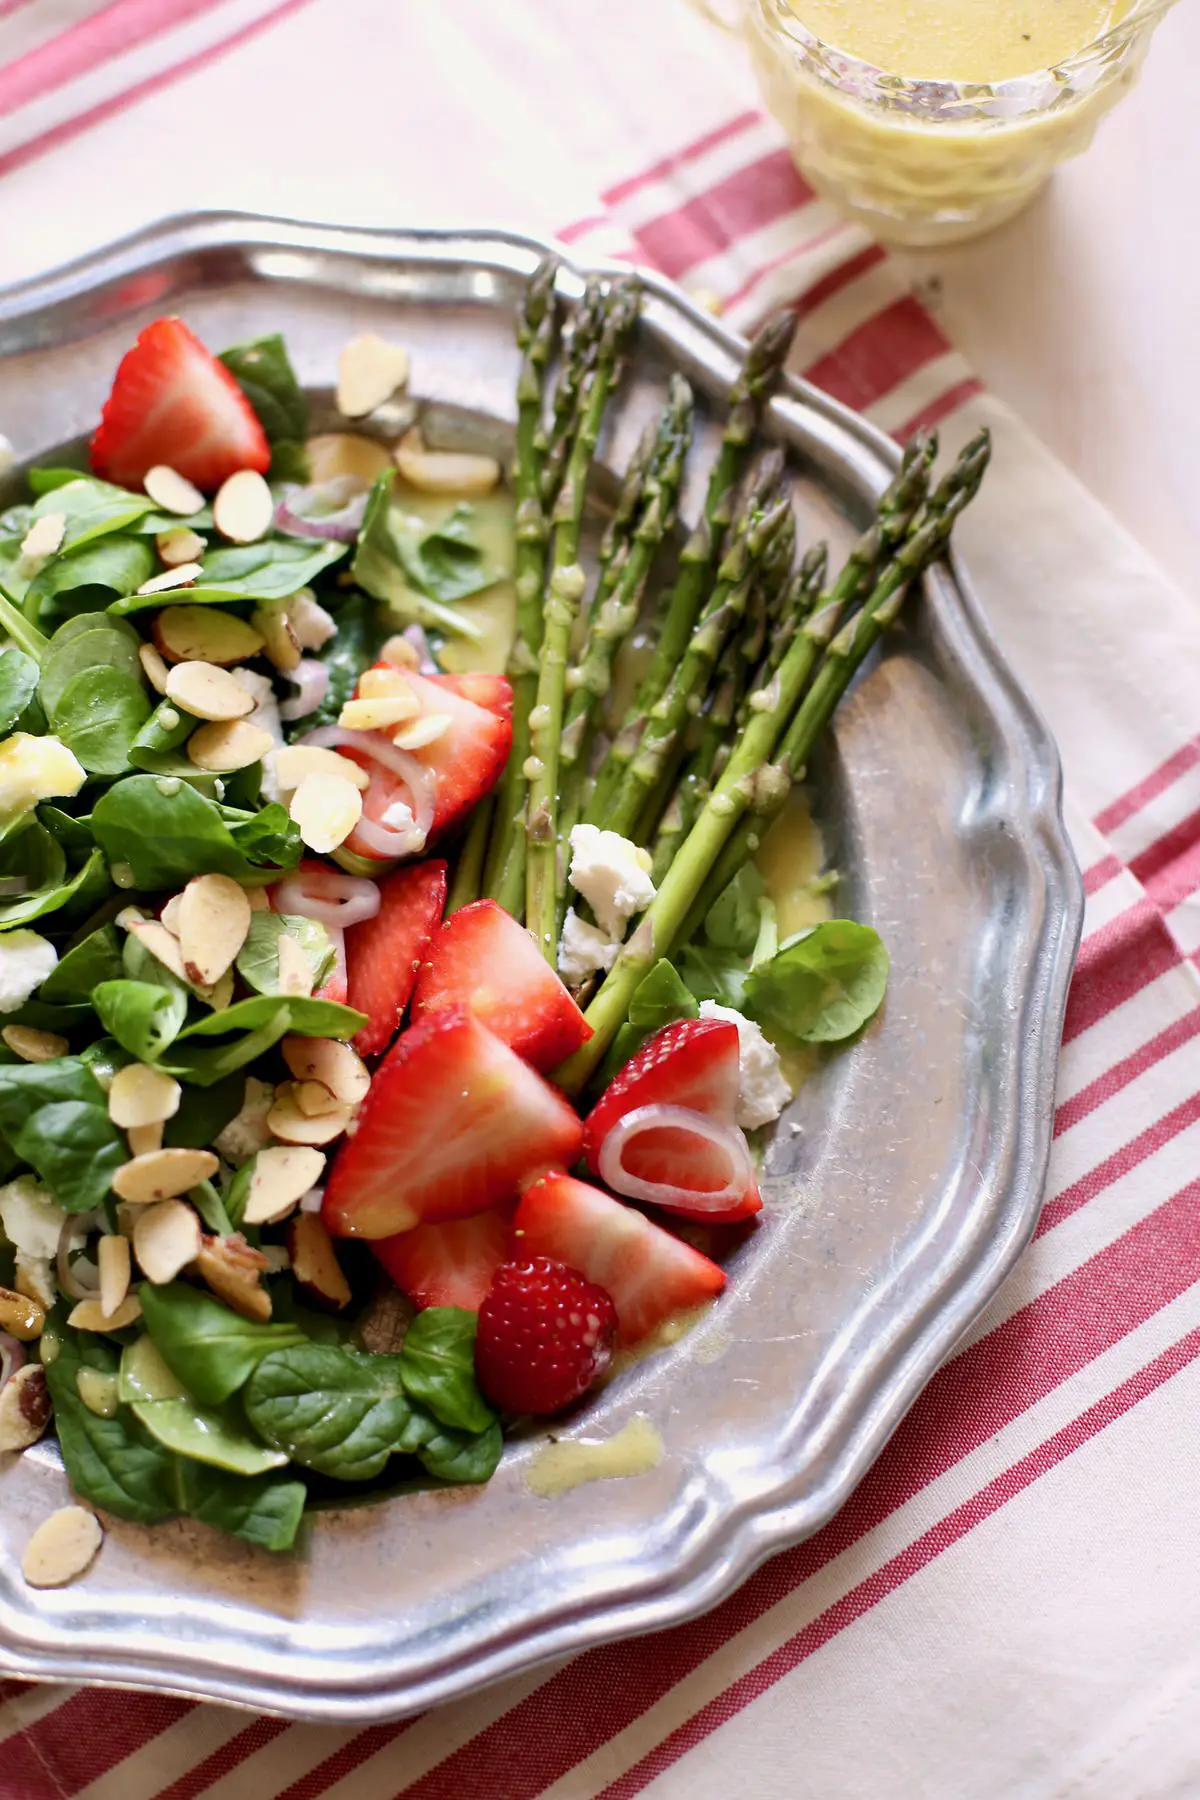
[475,1256,617,1415]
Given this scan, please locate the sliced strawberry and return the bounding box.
[475,1257,616,1414]
[323,1008,584,1239]
[373,1205,514,1312]
[345,860,447,1056]
[597,1116,761,1224]
[514,1172,726,1346]
[412,899,591,1072]
[90,318,270,492]
[316,928,349,1004]
[583,1018,741,1156]
[427,670,514,721]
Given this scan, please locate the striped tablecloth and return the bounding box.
[3,4,1200,1796]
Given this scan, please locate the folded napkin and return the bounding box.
[3,4,1200,1798]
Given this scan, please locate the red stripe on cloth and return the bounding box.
[391,1183,1200,1799]
[271,1719,421,1800]
[781,240,884,322]
[632,147,812,283]
[1060,896,1181,1045]
[597,1328,1200,1799]
[1128,805,1200,910]
[1083,853,1122,896]
[602,109,760,208]
[0,0,227,118]
[1093,738,1200,837]
[892,375,984,445]
[0,0,38,19]
[1038,1088,1200,1237]
[0,0,318,181]
[0,1681,35,1706]
[0,1731,62,1800]
[803,296,950,415]
[150,1717,291,1800]
[717,221,867,317]
[3,1690,192,1798]
[557,213,611,246]
[1055,1005,1200,1138]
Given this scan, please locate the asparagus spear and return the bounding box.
[538,279,607,509]
[555,429,991,1091]
[525,278,642,960]
[447,797,494,914]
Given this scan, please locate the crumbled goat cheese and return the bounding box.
[567,824,656,938]
[0,931,57,1015]
[214,1076,276,1166]
[234,669,285,803]
[558,909,620,983]
[699,1000,793,1129]
[0,1175,66,1259]
[287,589,337,651]
[15,1251,56,1311]
[381,799,416,832]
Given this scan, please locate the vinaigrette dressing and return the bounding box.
[525,1415,664,1498]
[787,0,1128,81]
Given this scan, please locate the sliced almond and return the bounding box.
[252,603,301,673]
[176,872,252,986]
[287,1212,351,1311]
[358,663,413,698]
[337,694,419,732]
[213,469,274,544]
[393,712,452,750]
[166,660,256,722]
[1,1024,68,1063]
[293,1079,340,1117]
[276,933,314,998]
[187,719,275,773]
[196,967,235,1011]
[267,1083,351,1147]
[137,563,203,596]
[281,1036,371,1105]
[393,426,500,497]
[97,1234,131,1319]
[289,771,363,854]
[139,642,171,695]
[68,1294,142,1332]
[337,333,411,419]
[156,526,207,568]
[159,893,183,935]
[245,886,272,913]
[127,1122,163,1156]
[378,634,421,671]
[195,1233,271,1320]
[108,1062,182,1130]
[14,1252,55,1312]
[144,465,204,516]
[133,1199,203,1285]
[306,432,393,485]
[20,512,66,561]
[241,1144,327,1226]
[271,744,370,793]
[22,1506,103,1589]
[0,1364,51,1453]
[153,606,264,666]
[111,1147,219,1205]
[0,1286,44,1341]
[128,918,188,982]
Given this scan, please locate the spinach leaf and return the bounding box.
[398,1308,495,1433]
[12,1099,126,1213]
[37,804,95,861]
[0,823,109,930]
[159,1004,293,1086]
[284,589,380,739]
[109,539,346,613]
[31,476,157,547]
[174,1461,306,1553]
[704,865,767,957]
[173,994,364,1043]
[25,536,156,628]
[219,335,309,484]
[0,588,48,663]
[119,1334,284,1474]
[679,942,748,1010]
[417,1417,503,1485]
[37,923,124,1003]
[189,1178,234,1236]
[743,920,889,1044]
[235,912,335,997]
[392,503,504,606]
[598,958,699,1085]
[351,477,485,642]
[79,1036,132,1087]
[0,1054,107,1135]
[91,776,301,888]
[42,1322,178,1525]
[0,649,39,735]
[51,666,152,776]
[244,1344,416,1481]
[39,622,142,719]
[140,1281,307,1406]
[93,977,189,1063]
[218,801,302,871]
[128,696,194,766]
[163,1072,246,1149]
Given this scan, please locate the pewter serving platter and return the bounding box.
[0,216,1081,1721]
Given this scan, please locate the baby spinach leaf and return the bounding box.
[79,1036,132,1087]
[284,589,381,739]
[25,536,156,628]
[598,958,699,1085]
[131,1395,288,1477]
[37,923,123,1003]
[140,1281,307,1406]
[53,666,152,776]
[93,977,189,1063]
[678,942,748,1010]
[163,1072,246,1150]
[40,622,140,718]
[173,1460,307,1553]
[174,993,365,1043]
[189,1179,234,1236]
[0,588,48,662]
[128,697,194,765]
[235,912,335,997]
[244,1345,415,1481]
[0,649,39,735]
[219,334,309,484]
[36,804,94,860]
[704,865,767,957]
[416,1417,503,1486]
[0,1055,108,1135]
[392,503,504,606]
[398,1308,495,1434]
[12,1099,126,1213]
[743,920,889,1044]
[91,776,301,888]
[160,1004,293,1086]
[109,539,346,613]
[0,818,109,930]
[42,1322,178,1525]
[31,476,157,548]
[352,477,485,642]
[218,801,302,872]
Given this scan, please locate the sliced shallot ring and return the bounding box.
[0,1330,25,1392]
[56,1214,99,1302]
[273,868,381,929]
[597,1104,757,1215]
[275,477,369,543]
[278,658,331,722]
[300,725,433,856]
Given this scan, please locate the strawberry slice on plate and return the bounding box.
[514,1171,726,1346]
[345,860,447,1056]
[323,1008,583,1239]
[412,898,591,1072]
[373,1205,514,1312]
[475,1256,617,1414]
[583,1019,742,1146]
[427,670,514,721]
[90,317,270,492]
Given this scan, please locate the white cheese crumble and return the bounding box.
[234,669,285,803]
[381,798,415,832]
[0,1174,65,1258]
[558,909,620,982]
[699,1000,793,1130]
[0,930,57,1015]
[567,824,656,938]
[287,589,336,651]
[214,1076,276,1166]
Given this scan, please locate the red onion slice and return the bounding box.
[0,1330,25,1393]
[300,725,433,857]
[275,476,369,543]
[279,658,331,722]
[273,867,381,929]
[57,1214,99,1301]
[598,1104,756,1215]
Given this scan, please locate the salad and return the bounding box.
[0,258,988,1588]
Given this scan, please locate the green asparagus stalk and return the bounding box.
[555,428,990,1091]
[447,797,494,914]
[538,280,607,509]
[525,278,642,961]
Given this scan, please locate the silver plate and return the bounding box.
[0,216,1081,1722]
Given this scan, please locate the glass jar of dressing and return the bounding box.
[686,0,1177,245]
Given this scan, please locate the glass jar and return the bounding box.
[687,0,1177,246]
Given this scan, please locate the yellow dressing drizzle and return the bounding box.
[525,1415,664,1499]
[787,0,1127,83]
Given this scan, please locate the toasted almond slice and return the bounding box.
[292,1079,340,1117]
[145,464,205,516]
[378,634,422,671]
[68,1294,142,1332]
[133,1199,203,1285]
[159,893,183,935]
[116,905,150,931]
[0,1286,44,1340]
[176,872,252,986]
[0,1364,51,1453]
[187,719,275,773]
[393,712,452,750]
[14,1253,55,1313]
[272,745,371,793]
[276,933,314,998]
[137,562,204,596]
[252,602,301,672]
[156,526,206,568]
[245,885,272,913]
[393,427,500,497]
[1,1024,67,1063]
[241,1144,327,1226]
[153,605,264,666]
[289,771,363,854]
[128,917,189,982]
[281,1036,371,1105]
[358,664,412,699]
[22,1506,103,1589]
[127,1122,163,1156]
[287,1212,351,1311]
[195,1233,271,1320]
[20,513,66,560]
[338,695,419,731]
[166,660,256,722]
[196,967,235,1011]
[337,333,411,419]
[97,1234,132,1319]
[306,431,394,485]
[112,1147,219,1205]
[108,1062,182,1130]
[139,642,171,695]
[268,1084,352,1147]
[213,469,274,544]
